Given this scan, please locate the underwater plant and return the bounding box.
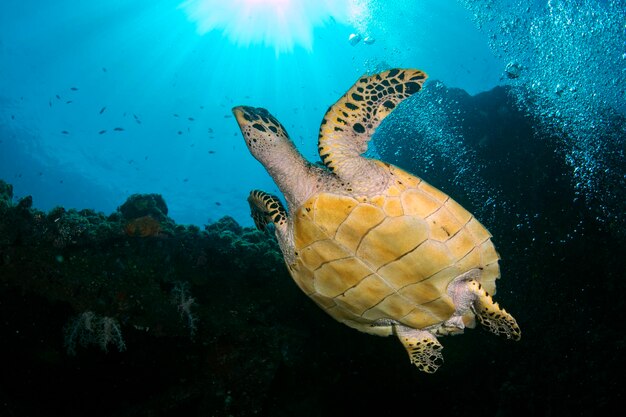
[63,311,126,355]
[171,282,197,338]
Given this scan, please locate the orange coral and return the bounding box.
[124,215,162,237]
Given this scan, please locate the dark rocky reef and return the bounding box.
[1,183,294,416]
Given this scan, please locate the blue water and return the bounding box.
[0,0,505,226]
[0,0,624,227]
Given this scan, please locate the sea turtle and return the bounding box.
[233,68,521,373]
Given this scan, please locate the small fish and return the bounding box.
[133,113,139,120]
[199,105,204,110]
[188,117,194,121]
[70,87,78,91]
[61,130,69,135]
[223,115,232,118]
[99,106,106,114]
[215,202,221,206]
[113,127,124,131]
[183,178,188,182]
[66,100,72,104]
[208,150,215,154]
[102,67,107,72]
[207,128,213,133]
[56,94,61,100]
[49,100,52,107]
[173,113,179,117]
[99,130,107,134]
[177,131,182,135]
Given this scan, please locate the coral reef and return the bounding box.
[0,179,12,207]
[119,193,175,237]
[118,193,169,221]
[0,185,292,416]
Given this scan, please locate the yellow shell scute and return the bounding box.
[466,216,492,243]
[324,305,359,321]
[310,292,336,309]
[425,206,464,242]
[299,239,350,270]
[294,208,328,249]
[370,195,387,207]
[362,293,415,322]
[454,247,481,272]
[446,227,477,261]
[313,257,372,297]
[418,181,449,204]
[335,274,395,316]
[378,240,453,289]
[356,215,429,269]
[398,280,443,306]
[386,185,402,197]
[399,266,459,304]
[382,197,403,217]
[400,188,441,218]
[481,262,500,295]
[313,194,357,235]
[444,198,473,225]
[289,261,316,295]
[334,203,386,253]
[400,307,444,329]
[480,240,500,265]
[422,298,456,321]
[384,162,422,188]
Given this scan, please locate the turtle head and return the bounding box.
[233,106,294,162]
[233,106,319,210]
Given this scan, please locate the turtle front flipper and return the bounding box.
[318,69,427,176]
[394,324,443,373]
[247,190,288,232]
[467,280,521,341]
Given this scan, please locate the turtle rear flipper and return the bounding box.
[247,190,287,232]
[394,324,443,373]
[468,280,521,341]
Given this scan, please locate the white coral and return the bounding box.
[64,311,126,355]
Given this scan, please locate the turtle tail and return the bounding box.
[247,190,288,232]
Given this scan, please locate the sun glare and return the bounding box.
[179,0,367,54]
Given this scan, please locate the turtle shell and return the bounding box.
[288,162,500,336]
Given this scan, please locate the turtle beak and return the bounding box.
[232,106,249,127]
[232,106,261,128]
